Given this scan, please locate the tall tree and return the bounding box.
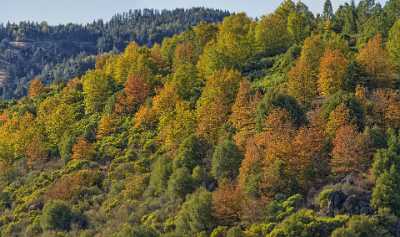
[196,69,242,144]
[323,0,334,20]
[288,35,325,106]
[230,80,257,150]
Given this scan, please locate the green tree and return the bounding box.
[211,139,243,181]
[167,167,194,199]
[175,188,215,236]
[82,70,114,114]
[331,215,391,237]
[197,13,254,77]
[384,0,400,26]
[255,13,292,55]
[323,0,334,20]
[371,165,400,216]
[173,134,205,171]
[388,20,400,70]
[41,200,73,231]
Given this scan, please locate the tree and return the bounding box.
[25,135,49,168]
[148,156,172,196]
[371,165,400,216]
[230,80,257,150]
[384,0,400,26]
[97,115,117,139]
[211,139,243,181]
[371,89,400,129]
[172,63,202,103]
[175,188,215,236]
[197,13,254,77]
[167,167,194,199]
[28,78,45,98]
[196,69,242,144]
[37,97,77,145]
[323,0,334,20]
[255,13,292,55]
[41,200,73,231]
[291,125,328,191]
[158,101,197,153]
[357,34,395,88]
[326,103,357,136]
[124,74,150,109]
[331,215,389,237]
[288,34,325,106]
[333,2,358,35]
[71,137,96,161]
[212,181,242,226]
[318,49,349,97]
[82,70,114,114]
[256,92,305,131]
[388,20,400,70]
[287,11,312,43]
[331,125,372,176]
[173,134,205,171]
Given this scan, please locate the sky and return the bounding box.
[1,0,388,25]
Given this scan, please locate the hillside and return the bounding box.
[0,0,400,236]
[0,8,229,99]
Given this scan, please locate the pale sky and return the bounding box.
[1,0,388,25]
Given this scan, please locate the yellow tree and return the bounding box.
[196,69,242,144]
[97,115,117,139]
[326,103,355,136]
[28,78,45,98]
[288,34,325,106]
[318,49,349,96]
[82,70,114,114]
[158,101,197,153]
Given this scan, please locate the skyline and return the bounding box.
[1,0,388,25]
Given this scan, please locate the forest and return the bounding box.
[0,0,400,236]
[0,8,229,99]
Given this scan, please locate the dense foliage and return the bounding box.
[0,0,400,236]
[0,8,229,99]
